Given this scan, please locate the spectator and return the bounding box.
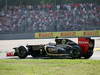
[0,3,100,33]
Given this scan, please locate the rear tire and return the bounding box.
[71,45,81,59]
[17,46,28,59]
[84,50,93,59]
[84,40,94,59]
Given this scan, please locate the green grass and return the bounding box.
[0,59,100,75]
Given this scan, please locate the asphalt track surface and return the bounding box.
[0,37,100,60]
[0,50,99,60]
[90,50,100,60]
[0,50,98,60]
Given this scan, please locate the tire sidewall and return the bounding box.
[18,46,28,59]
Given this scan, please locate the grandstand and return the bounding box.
[0,0,100,39]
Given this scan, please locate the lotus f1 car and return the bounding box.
[10,37,95,59]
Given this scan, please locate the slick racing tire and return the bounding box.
[17,46,28,59]
[71,45,81,59]
[84,40,94,59]
[84,50,93,59]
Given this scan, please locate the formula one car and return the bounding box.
[8,37,94,59]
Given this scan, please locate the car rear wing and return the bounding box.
[78,37,95,53]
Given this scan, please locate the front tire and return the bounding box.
[17,46,28,59]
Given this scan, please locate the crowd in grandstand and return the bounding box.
[0,3,100,33]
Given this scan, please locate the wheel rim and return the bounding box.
[18,46,27,58]
[71,46,81,58]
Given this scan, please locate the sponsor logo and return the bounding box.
[48,48,57,53]
[78,41,89,44]
[60,32,76,37]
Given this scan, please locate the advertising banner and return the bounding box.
[35,30,100,38]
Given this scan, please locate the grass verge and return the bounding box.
[0,59,100,75]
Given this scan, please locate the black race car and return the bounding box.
[10,37,94,59]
